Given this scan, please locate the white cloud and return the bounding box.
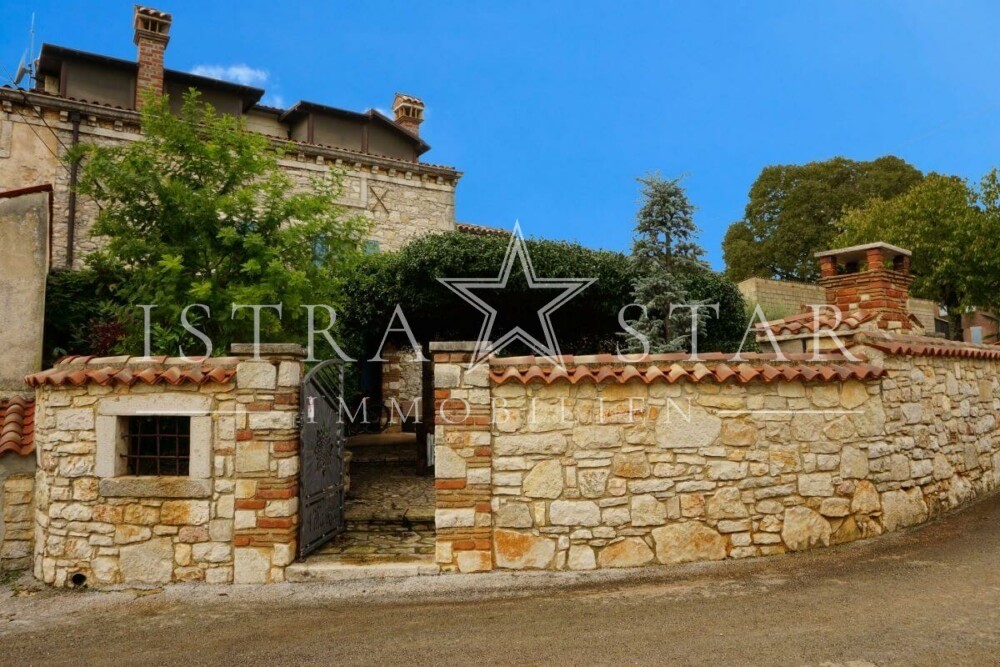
[191,64,268,87]
[262,94,286,109]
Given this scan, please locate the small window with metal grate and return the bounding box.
[123,415,191,476]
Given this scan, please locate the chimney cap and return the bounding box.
[134,5,173,44]
[392,92,424,111]
[815,242,911,263]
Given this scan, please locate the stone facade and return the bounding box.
[0,187,50,397]
[28,350,302,587]
[381,344,424,432]
[0,90,459,269]
[433,343,1000,572]
[0,455,35,572]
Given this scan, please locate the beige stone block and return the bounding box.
[247,411,296,431]
[840,380,869,409]
[705,487,747,520]
[234,510,257,530]
[597,537,654,568]
[435,540,454,564]
[90,556,119,584]
[436,508,475,528]
[175,542,192,567]
[277,361,301,387]
[819,498,851,517]
[652,522,727,564]
[781,506,831,551]
[234,547,271,583]
[573,425,622,450]
[798,473,834,497]
[522,460,564,499]
[549,500,600,526]
[119,537,173,584]
[880,488,928,532]
[160,500,210,526]
[237,362,277,390]
[811,385,840,408]
[123,504,159,526]
[777,382,805,398]
[456,550,492,573]
[721,419,757,447]
[115,524,152,544]
[611,452,650,478]
[655,403,721,449]
[630,494,667,527]
[495,433,567,456]
[851,480,880,514]
[493,529,555,569]
[840,446,868,479]
[434,446,467,479]
[707,460,748,481]
[567,544,596,570]
[193,541,232,563]
[235,441,269,473]
[577,468,610,498]
[933,453,954,481]
[56,408,95,431]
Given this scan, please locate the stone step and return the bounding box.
[285,554,438,583]
[344,505,435,525]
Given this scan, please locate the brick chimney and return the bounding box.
[392,93,424,135]
[133,5,172,111]
[816,242,916,330]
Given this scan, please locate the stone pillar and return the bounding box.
[230,344,304,583]
[431,342,493,573]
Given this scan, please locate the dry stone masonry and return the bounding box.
[26,348,303,587]
[433,341,1000,572]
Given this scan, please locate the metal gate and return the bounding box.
[298,359,346,559]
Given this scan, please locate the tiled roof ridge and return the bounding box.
[854,331,1000,360]
[0,395,35,457]
[757,307,878,336]
[25,355,240,388]
[487,353,884,385]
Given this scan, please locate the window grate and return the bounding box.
[124,415,191,476]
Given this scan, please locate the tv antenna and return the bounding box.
[13,13,36,86]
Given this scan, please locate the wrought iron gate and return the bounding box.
[298,360,346,559]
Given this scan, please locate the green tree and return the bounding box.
[836,170,1000,337]
[71,90,368,355]
[626,174,707,353]
[723,156,923,282]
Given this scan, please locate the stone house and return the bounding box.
[0,6,462,269]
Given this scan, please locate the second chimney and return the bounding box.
[392,93,425,135]
[816,242,917,331]
[133,6,172,111]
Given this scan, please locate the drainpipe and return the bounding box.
[66,111,80,269]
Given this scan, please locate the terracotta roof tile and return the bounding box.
[0,396,34,457]
[25,355,240,388]
[758,307,878,336]
[855,331,1000,360]
[488,353,884,386]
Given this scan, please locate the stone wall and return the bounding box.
[381,344,424,432]
[0,455,35,572]
[738,277,941,332]
[0,92,459,269]
[29,350,302,587]
[433,344,1000,572]
[0,187,49,397]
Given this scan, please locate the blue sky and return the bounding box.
[3,1,999,269]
